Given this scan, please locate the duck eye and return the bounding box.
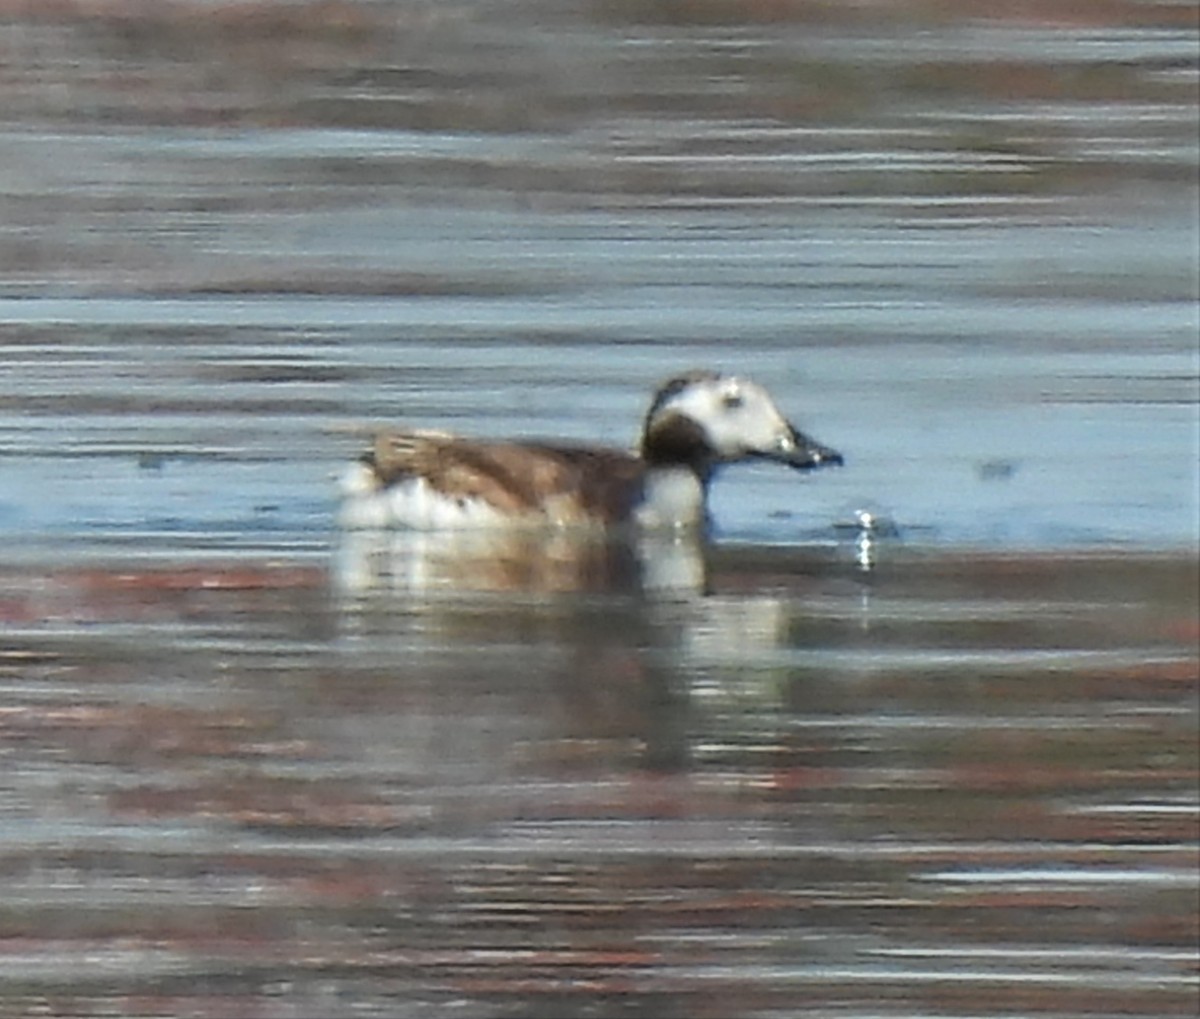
[722,392,744,410]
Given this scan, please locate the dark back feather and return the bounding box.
[366,432,645,525]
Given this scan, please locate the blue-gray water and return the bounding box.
[0,3,1197,1017]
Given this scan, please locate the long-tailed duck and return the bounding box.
[339,370,842,532]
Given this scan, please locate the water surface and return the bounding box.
[0,2,1197,1016]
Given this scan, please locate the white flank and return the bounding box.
[339,468,510,530]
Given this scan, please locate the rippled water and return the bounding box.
[0,2,1197,1016]
[2,548,1196,1017]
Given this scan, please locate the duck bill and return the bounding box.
[769,426,844,471]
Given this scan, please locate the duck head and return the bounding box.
[640,371,843,481]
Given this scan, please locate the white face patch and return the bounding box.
[654,376,793,460]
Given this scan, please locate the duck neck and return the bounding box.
[638,415,718,530]
[640,414,717,486]
[637,465,708,531]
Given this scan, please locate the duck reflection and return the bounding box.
[327,525,827,786]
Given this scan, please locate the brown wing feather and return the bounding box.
[365,431,645,525]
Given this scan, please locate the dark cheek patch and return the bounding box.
[642,413,713,470]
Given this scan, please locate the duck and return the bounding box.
[338,370,842,532]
